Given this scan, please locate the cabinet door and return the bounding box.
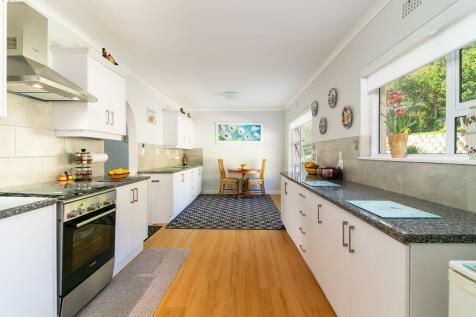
[196,168,202,195]
[349,216,409,317]
[0,206,57,317]
[318,201,352,317]
[172,172,187,217]
[177,116,187,148]
[107,70,126,135]
[115,185,134,264]
[132,181,148,247]
[87,57,110,133]
[280,177,289,227]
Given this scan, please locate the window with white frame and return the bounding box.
[289,111,312,174]
[374,40,476,156]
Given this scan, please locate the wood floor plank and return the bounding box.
[146,195,336,317]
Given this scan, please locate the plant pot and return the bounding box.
[388,133,408,158]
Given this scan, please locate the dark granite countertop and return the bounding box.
[0,176,150,220]
[138,165,202,174]
[0,197,57,220]
[281,171,476,244]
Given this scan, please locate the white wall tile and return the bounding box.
[0,125,15,157]
[15,127,65,157]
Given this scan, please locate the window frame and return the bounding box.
[289,112,312,174]
[369,44,475,161]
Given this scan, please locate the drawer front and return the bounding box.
[294,186,313,209]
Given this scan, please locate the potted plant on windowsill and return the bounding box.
[380,90,418,158]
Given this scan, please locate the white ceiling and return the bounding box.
[42,0,377,110]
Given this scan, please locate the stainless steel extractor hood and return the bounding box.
[6,2,97,102]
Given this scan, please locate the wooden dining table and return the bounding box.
[228,168,260,198]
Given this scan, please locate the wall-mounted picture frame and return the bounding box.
[216,122,263,142]
[146,107,157,125]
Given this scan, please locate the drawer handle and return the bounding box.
[298,244,306,253]
[151,180,160,183]
[317,204,322,224]
[284,182,288,195]
[299,227,306,234]
[342,221,348,247]
[349,225,355,253]
[298,210,306,216]
[299,193,306,198]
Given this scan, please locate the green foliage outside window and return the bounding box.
[460,42,476,103]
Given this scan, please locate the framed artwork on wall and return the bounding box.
[216,122,263,142]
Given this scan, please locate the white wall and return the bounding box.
[192,111,284,194]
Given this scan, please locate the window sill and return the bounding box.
[359,155,476,165]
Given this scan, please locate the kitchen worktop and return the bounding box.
[138,165,202,174]
[0,197,57,221]
[281,171,476,244]
[0,176,150,220]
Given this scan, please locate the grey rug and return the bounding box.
[76,248,189,317]
[166,194,284,230]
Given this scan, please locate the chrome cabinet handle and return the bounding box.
[134,188,138,202]
[284,182,288,195]
[151,180,160,183]
[299,193,306,198]
[181,174,185,182]
[298,244,306,253]
[106,110,110,125]
[349,225,355,253]
[317,204,322,224]
[130,188,134,203]
[342,221,348,247]
[299,227,306,234]
[76,208,116,228]
[298,210,306,216]
[111,111,114,126]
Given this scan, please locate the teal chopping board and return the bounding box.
[346,200,441,219]
[304,181,341,187]
[463,263,476,272]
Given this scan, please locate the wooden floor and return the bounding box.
[144,195,336,317]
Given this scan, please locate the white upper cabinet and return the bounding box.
[163,111,194,149]
[50,47,126,140]
[0,0,6,117]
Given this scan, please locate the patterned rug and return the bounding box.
[166,194,284,230]
[146,225,162,240]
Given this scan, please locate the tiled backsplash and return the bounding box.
[137,143,203,170]
[0,94,104,188]
[315,136,474,212]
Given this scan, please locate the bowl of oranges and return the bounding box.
[304,162,318,175]
[108,168,130,180]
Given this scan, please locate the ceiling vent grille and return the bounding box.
[402,0,422,19]
[7,37,17,49]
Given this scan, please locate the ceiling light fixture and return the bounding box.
[72,97,80,101]
[221,91,240,100]
[32,83,43,89]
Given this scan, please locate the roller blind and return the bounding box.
[367,10,476,92]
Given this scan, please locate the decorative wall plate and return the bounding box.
[328,88,337,108]
[319,117,327,134]
[341,105,352,129]
[311,101,318,117]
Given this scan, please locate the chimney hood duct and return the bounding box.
[6,2,97,102]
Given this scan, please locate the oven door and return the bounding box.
[60,205,116,297]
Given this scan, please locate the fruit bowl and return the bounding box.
[305,168,318,175]
[109,172,129,180]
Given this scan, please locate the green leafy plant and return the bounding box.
[406,145,420,154]
[380,90,419,134]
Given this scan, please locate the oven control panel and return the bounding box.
[62,190,116,222]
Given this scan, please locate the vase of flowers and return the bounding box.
[380,90,418,158]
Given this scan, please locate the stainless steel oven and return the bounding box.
[58,189,116,317]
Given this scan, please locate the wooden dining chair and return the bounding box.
[246,159,267,196]
[218,158,239,198]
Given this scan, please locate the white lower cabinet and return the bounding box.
[0,205,57,317]
[141,167,202,224]
[114,180,148,275]
[281,176,476,317]
[282,177,409,317]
